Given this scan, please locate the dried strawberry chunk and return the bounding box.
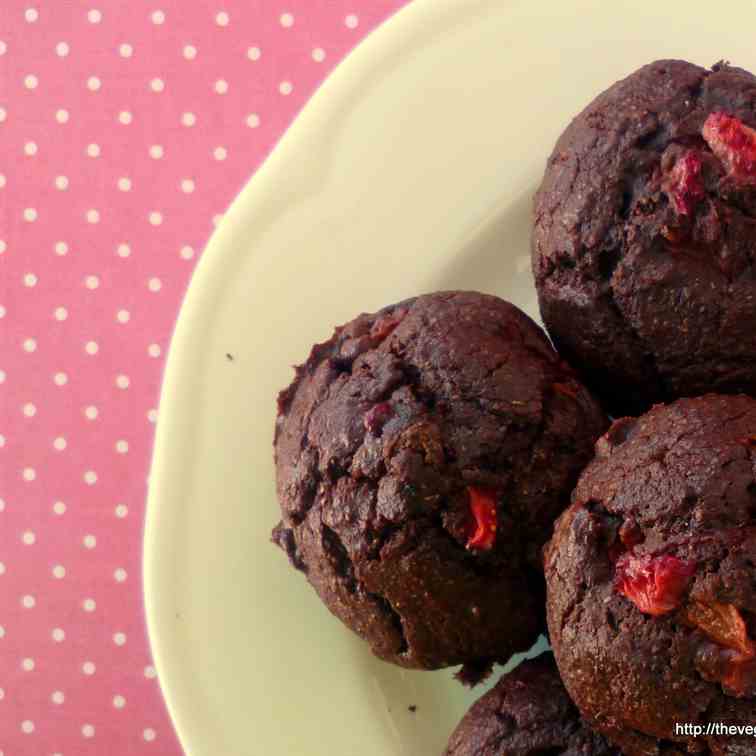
[466,487,498,551]
[723,655,756,697]
[663,150,705,215]
[614,553,695,616]
[363,402,393,435]
[682,600,755,658]
[553,382,578,399]
[702,112,756,185]
[370,308,407,341]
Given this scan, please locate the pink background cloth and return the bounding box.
[0,1,407,752]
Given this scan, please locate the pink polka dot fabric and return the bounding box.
[0,0,407,751]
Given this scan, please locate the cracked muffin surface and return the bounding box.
[545,394,756,755]
[533,59,756,416]
[444,654,620,756]
[272,291,607,670]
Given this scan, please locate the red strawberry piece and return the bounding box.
[466,487,498,551]
[370,308,407,341]
[664,149,705,215]
[614,553,695,616]
[702,112,756,185]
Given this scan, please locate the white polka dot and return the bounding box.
[0,498,5,512]
[213,146,227,161]
[82,723,95,738]
[24,207,37,222]
[21,594,35,608]
[55,241,68,255]
[83,534,96,549]
[180,178,195,193]
[116,374,130,389]
[85,341,98,355]
[279,80,293,95]
[144,665,157,679]
[247,46,261,60]
[113,694,126,708]
[0,305,5,318]
[86,142,100,157]
[0,626,4,637]
[181,111,196,127]
[312,47,326,62]
[345,13,359,28]
[55,175,69,190]
[147,408,158,423]
[147,277,162,292]
[55,108,69,123]
[86,76,101,91]
[52,565,65,578]
[25,8,39,22]
[149,144,163,159]
[0,434,5,447]
[82,598,96,612]
[82,661,96,675]
[53,437,66,451]
[53,372,67,386]
[0,369,5,382]
[280,11,294,26]
[215,11,229,26]
[24,141,37,156]
[119,42,133,58]
[147,343,161,357]
[0,41,6,55]
[22,402,37,417]
[148,211,162,226]
[53,501,66,515]
[114,568,127,582]
[84,275,99,290]
[86,209,99,224]
[24,272,37,287]
[113,632,127,646]
[51,690,65,704]
[183,44,197,59]
[150,77,165,92]
[84,405,98,420]
[115,504,128,518]
[116,243,131,258]
[180,245,194,260]
[118,110,132,124]
[21,720,34,734]
[24,74,38,89]
[87,9,102,23]
[246,113,260,128]
[22,657,35,671]
[117,177,131,191]
[115,440,129,453]
[116,309,130,324]
[56,41,69,57]
[22,530,35,545]
[143,728,157,742]
[0,108,5,123]
[0,240,5,253]
[22,468,36,482]
[151,9,165,24]
[214,79,228,94]
[52,627,65,641]
[83,470,97,485]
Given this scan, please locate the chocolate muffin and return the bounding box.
[545,394,756,755]
[272,291,607,670]
[533,59,756,416]
[445,654,620,756]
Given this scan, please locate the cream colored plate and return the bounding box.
[143,1,756,754]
